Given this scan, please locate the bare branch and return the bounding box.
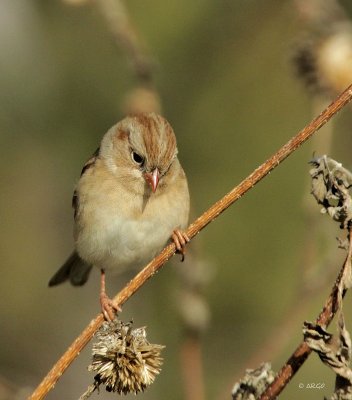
[260,227,352,400]
[95,0,155,84]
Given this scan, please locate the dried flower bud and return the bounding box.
[88,319,164,395]
[292,0,352,97]
[122,87,161,115]
[309,155,352,229]
[232,363,275,400]
[304,316,352,399]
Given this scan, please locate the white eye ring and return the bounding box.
[131,151,144,166]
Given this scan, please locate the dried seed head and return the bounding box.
[292,1,352,97]
[88,319,165,395]
[309,155,352,229]
[232,363,275,400]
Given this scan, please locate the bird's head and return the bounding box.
[100,112,179,195]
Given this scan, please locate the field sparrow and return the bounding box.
[49,113,190,320]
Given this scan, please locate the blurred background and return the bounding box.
[2,0,352,399]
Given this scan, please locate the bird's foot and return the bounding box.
[100,292,121,321]
[171,229,190,261]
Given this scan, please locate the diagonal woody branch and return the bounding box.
[260,227,352,400]
[28,84,352,400]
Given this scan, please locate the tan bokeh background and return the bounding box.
[1,1,352,399]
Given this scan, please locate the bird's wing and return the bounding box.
[72,147,100,219]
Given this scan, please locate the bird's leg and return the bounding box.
[100,269,121,321]
[171,229,190,261]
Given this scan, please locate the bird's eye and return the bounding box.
[131,151,144,166]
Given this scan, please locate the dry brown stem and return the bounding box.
[95,0,155,84]
[95,0,161,115]
[28,84,352,400]
[180,335,205,400]
[260,227,352,400]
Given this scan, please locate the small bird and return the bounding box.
[49,113,190,320]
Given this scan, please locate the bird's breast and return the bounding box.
[75,184,187,272]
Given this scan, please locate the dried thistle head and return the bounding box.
[88,319,165,395]
[309,155,352,229]
[292,1,352,97]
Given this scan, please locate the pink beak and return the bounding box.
[144,168,160,192]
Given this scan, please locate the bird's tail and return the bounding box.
[48,251,92,287]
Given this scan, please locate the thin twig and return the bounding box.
[28,84,352,400]
[177,250,210,400]
[78,383,96,400]
[94,0,161,115]
[260,227,352,400]
[180,335,205,400]
[94,0,155,84]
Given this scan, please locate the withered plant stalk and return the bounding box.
[260,227,352,400]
